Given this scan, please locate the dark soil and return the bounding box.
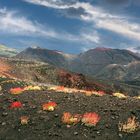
[0,89,140,140]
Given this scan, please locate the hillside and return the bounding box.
[15,47,76,67]
[96,61,140,81]
[69,47,140,77]
[0,51,140,140]
[1,57,140,96]
[0,75,140,140]
[0,57,112,93]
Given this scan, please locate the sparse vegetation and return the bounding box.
[113,92,127,99]
[0,57,140,139]
[118,116,140,133]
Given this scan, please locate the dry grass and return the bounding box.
[118,116,140,133]
[20,116,29,125]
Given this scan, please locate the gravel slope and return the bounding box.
[0,89,140,140]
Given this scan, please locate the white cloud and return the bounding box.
[96,19,140,41]
[0,7,100,45]
[127,46,140,53]
[23,0,140,42]
[81,31,100,44]
[24,0,86,10]
[0,8,57,38]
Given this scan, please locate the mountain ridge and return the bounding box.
[14,46,140,82]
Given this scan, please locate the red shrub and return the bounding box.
[82,112,101,127]
[10,101,23,109]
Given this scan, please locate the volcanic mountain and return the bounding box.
[69,47,140,76]
[15,47,140,82]
[15,46,76,67]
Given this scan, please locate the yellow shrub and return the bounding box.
[113,92,127,99]
[24,86,41,91]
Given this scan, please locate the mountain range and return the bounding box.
[0,45,140,95]
[15,46,140,83]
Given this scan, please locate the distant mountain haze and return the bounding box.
[0,44,18,57]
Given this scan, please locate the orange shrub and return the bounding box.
[56,86,65,91]
[82,112,101,127]
[72,114,82,124]
[62,112,72,124]
[42,102,57,111]
[10,87,24,95]
[62,112,81,125]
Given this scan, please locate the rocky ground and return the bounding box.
[0,87,140,140]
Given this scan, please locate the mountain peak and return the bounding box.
[30,46,42,49]
[94,47,112,51]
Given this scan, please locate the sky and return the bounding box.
[0,0,140,54]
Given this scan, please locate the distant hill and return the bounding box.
[69,47,139,74]
[0,44,18,57]
[15,47,76,67]
[96,61,140,81]
[0,57,112,93]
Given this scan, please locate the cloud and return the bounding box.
[0,8,57,38]
[95,19,140,41]
[78,2,140,42]
[62,7,86,18]
[23,0,78,9]
[127,46,140,53]
[0,7,100,45]
[81,31,100,44]
[23,0,140,42]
